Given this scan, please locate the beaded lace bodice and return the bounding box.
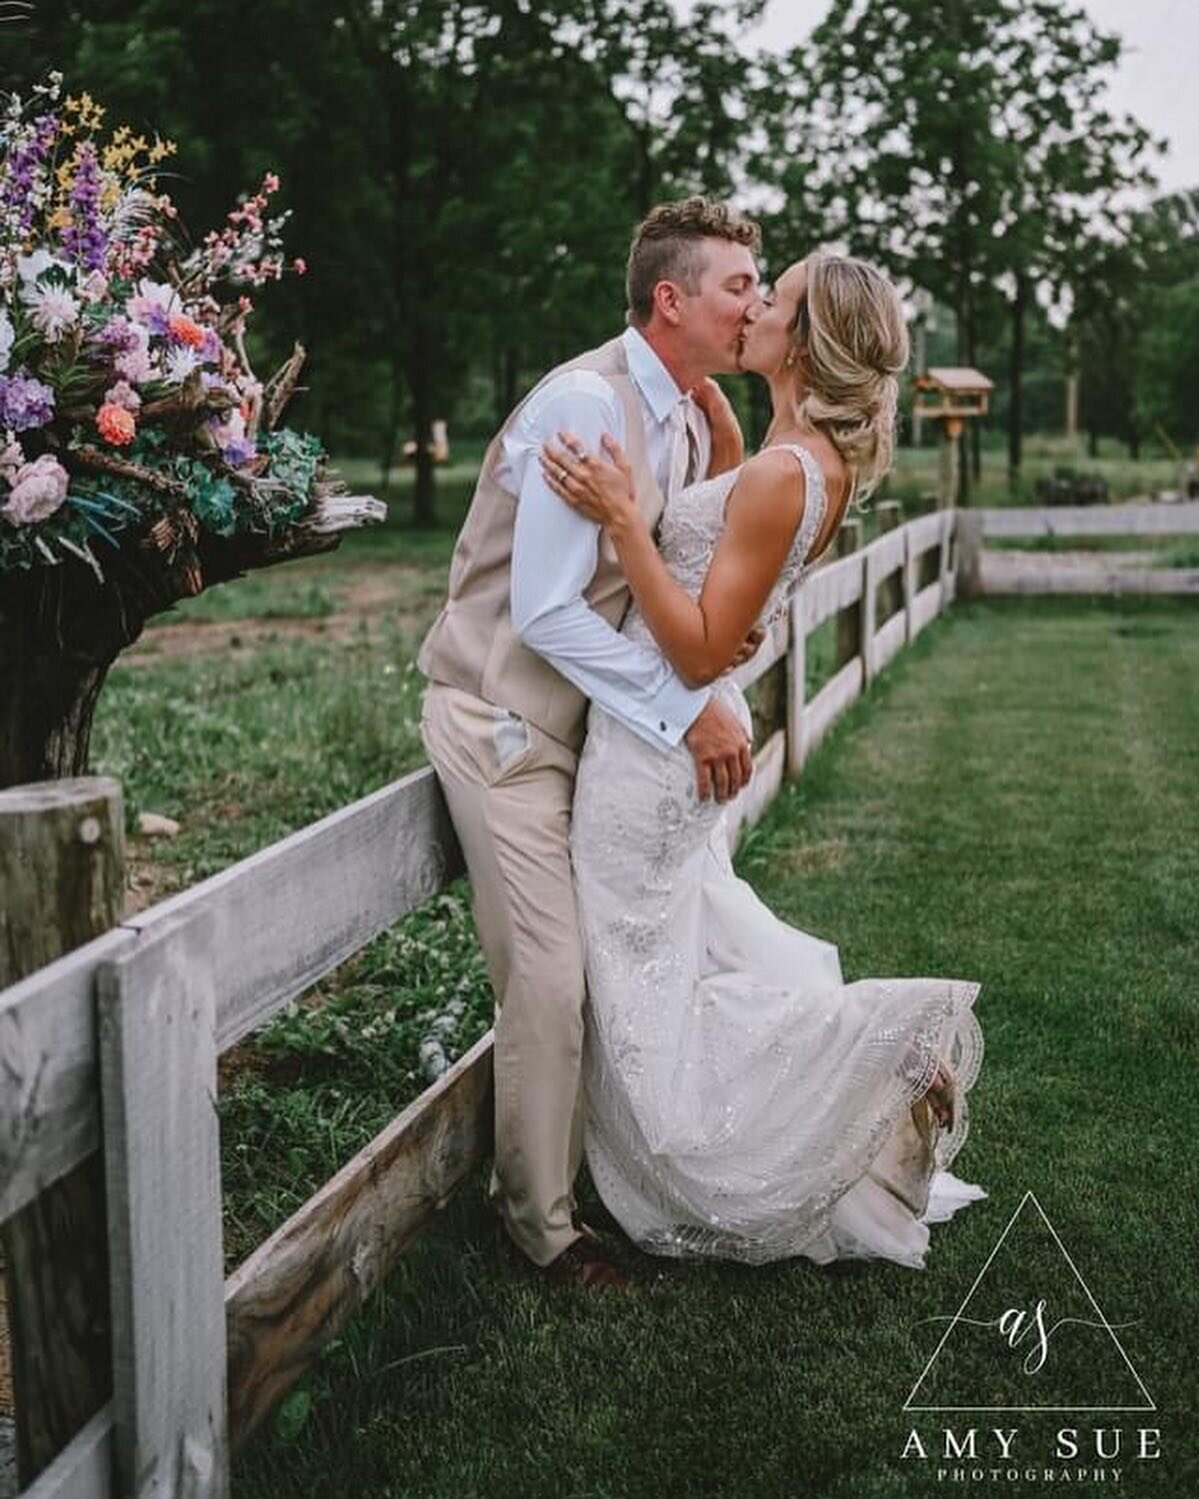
[622,442,829,649]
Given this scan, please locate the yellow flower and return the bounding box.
[47,207,72,231]
[56,161,75,190]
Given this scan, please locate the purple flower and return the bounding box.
[0,114,59,239]
[94,315,141,352]
[220,437,256,468]
[60,142,108,273]
[0,369,55,432]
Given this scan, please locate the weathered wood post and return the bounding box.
[902,522,917,643]
[877,501,903,624]
[0,778,122,1489]
[955,510,985,600]
[861,539,879,687]
[834,519,862,669]
[938,510,956,609]
[786,594,806,777]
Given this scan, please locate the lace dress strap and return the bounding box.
[774,442,828,566]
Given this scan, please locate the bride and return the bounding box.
[539,252,985,1269]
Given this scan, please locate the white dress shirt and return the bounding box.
[503,326,712,750]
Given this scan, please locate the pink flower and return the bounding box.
[103,379,141,412]
[80,270,109,304]
[0,438,25,483]
[97,402,136,445]
[292,257,307,275]
[115,343,155,384]
[1,453,69,524]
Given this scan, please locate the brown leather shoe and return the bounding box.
[543,1235,632,1290]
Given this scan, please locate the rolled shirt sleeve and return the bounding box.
[506,373,710,749]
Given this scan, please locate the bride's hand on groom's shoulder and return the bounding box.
[690,377,744,477]
[540,431,638,532]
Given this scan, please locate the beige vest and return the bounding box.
[417,337,666,752]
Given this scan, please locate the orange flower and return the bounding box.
[97,402,136,446]
[168,313,206,349]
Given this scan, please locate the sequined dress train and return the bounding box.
[569,445,985,1267]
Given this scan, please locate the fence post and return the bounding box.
[876,501,903,624]
[835,518,862,669]
[955,510,985,600]
[938,510,956,609]
[861,543,878,685]
[786,594,806,776]
[98,912,228,1498]
[0,778,122,1489]
[902,523,916,642]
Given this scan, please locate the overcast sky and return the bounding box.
[736,0,1199,195]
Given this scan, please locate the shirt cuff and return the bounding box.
[636,673,711,748]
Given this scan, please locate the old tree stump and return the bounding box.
[0,465,384,791]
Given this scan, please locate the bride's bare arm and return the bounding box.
[541,435,804,689]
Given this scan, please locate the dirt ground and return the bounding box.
[121,569,433,666]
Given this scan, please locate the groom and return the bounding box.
[418,198,763,1288]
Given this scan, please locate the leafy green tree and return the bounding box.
[780,0,1159,496]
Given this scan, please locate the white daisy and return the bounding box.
[162,345,199,383]
[0,311,13,372]
[20,283,80,342]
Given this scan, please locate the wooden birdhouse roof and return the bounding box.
[916,367,995,394]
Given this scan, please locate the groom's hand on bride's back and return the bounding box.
[685,699,753,803]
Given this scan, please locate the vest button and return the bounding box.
[659,720,667,732]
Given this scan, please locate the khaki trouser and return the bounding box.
[419,682,586,1267]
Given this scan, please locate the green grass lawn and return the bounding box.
[216,593,1199,1499]
[86,441,1196,1494]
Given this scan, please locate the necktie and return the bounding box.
[682,401,702,486]
[666,400,700,499]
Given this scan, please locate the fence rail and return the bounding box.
[958,500,1199,597]
[0,505,960,1497]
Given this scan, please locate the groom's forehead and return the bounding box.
[699,238,759,284]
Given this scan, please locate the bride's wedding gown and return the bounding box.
[570,445,985,1268]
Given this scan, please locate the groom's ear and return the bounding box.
[652,278,685,327]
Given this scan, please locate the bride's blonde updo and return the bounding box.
[793,253,909,505]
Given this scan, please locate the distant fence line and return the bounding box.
[4,495,1197,1496]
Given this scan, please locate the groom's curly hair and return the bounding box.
[626,197,761,325]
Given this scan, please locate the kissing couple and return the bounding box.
[418,198,985,1289]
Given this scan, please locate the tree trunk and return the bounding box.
[409,323,438,530]
[0,477,367,790]
[502,345,519,421]
[0,567,147,792]
[378,356,405,492]
[1008,273,1027,492]
[1088,427,1100,459]
[952,287,974,506]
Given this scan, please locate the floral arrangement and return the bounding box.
[0,74,371,585]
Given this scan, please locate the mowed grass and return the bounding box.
[225,594,1199,1499]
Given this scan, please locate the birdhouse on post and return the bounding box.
[913,367,994,507]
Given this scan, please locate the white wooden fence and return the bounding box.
[0,507,961,1497]
[956,499,1199,596]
